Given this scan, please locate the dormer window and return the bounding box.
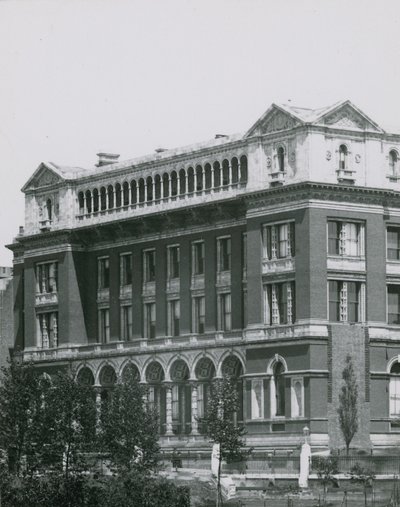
[277,147,285,172]
[390,150,399,175]
[339,145,348,170]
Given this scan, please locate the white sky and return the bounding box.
[1,0,400,265]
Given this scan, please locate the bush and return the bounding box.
[0,472,190,507]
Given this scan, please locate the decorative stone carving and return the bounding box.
[355,154,361,163]
[262,111,299,134]
[266,156,272,168]
[324,105,371,130]
[290,152,296,163]
[35,169,60,188]
[326,151,332,161]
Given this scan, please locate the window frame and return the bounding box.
[120,304,132,340]
[251,379,264,420]
[192,240,205,276]
[217,236,231,273]
[167,244,180,280]
[120,253,133,286]
[143,249,156,283]
[98,256,110,290]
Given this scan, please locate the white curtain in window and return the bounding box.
[251,379,263,419]
[345,223,359,256]
[390,376,400,416]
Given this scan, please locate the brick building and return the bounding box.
[7,100,400,451]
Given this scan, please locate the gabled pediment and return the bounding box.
[245,104,303,137]
[316,100,384,133]
[21,163,65,192]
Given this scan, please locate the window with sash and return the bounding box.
[168,299,180,336]
[167,245,180,279]
[143,250,156,283]
[144,302,156,338]
[387,227,400,260]
[192,241,204,275]
[36,262,58,293]
[98,257,110,290]
[218,293,231,331]
[390,362,400,417]
[98,308,110,343]
[328,280,365,322]
[327,221,364,256]
[120,305,132,340]
[120,253,132,286]
[291,377,304,418]
[262,222,295,260]
[217,237,231,272]
[37,312,58,348]
[388,285,400,324]
[192,296,205,334]
[263,282,295,325]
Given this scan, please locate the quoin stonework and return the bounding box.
[7,100,400,452]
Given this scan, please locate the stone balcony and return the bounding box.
[35,291,58,306]
[262,256,295,275]
[327,255,366,272]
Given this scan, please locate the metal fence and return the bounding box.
[223,453,300,474]
[332,455,400,475]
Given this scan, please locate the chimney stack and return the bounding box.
[96,153,120,167]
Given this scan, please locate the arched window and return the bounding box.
[339,144,348,170]
[179,169,186,195]
[162,173,169,198]
[78,192,84,214]
[46,198,53,220]
[155,174,162,200]
[100,187,107,210]
[213,161,221,188]
[138,178,145,203]
[107,185,114,209]
[92,188,99,213]
[271,360,286,417]
[171,171,178,196]
[85,191,92,214]
[204,164,212,189]
[195,165,203,192]
[390,361,400,417]
[389,150,399,176]
[122,182,130,206]
[240,155,248,183]
[146,176,153,201]
[231,157,239,184]
[222,159,230,186]
[115,183,122,207]
[277,147,285,172]
[131,180,137,205]
[187,167,194,193]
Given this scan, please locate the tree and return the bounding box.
[0,359,43,476]
[201,376,248,507]
[338,355,358,455]
[312,456,339,506]
[350,463,375,507]
[45,372,97,478]
[99,372,159,474]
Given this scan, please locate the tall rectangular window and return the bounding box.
[98,258,110,289]
[168,299,180,336]
[121,305,132,340]
[143,250,156,282]
[37,312,58,348]
[388,285,400,324]
[327,221,364,256]
[218,237,231,272]
[99,308,110,343]
[262,222,295,260]
[167,246,180,279]
[144,302,156,338]
[192,241,205,275]
[388,227,400,260]
[251,379,263,419]
[263,282,295,325]
[192,296,205,334]
[328,280,365,322]
[36,262,58,293]
[120,253,132,286]
[219,293,231,331]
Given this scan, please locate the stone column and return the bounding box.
[165,384,173,435]
[191,382,199,435]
